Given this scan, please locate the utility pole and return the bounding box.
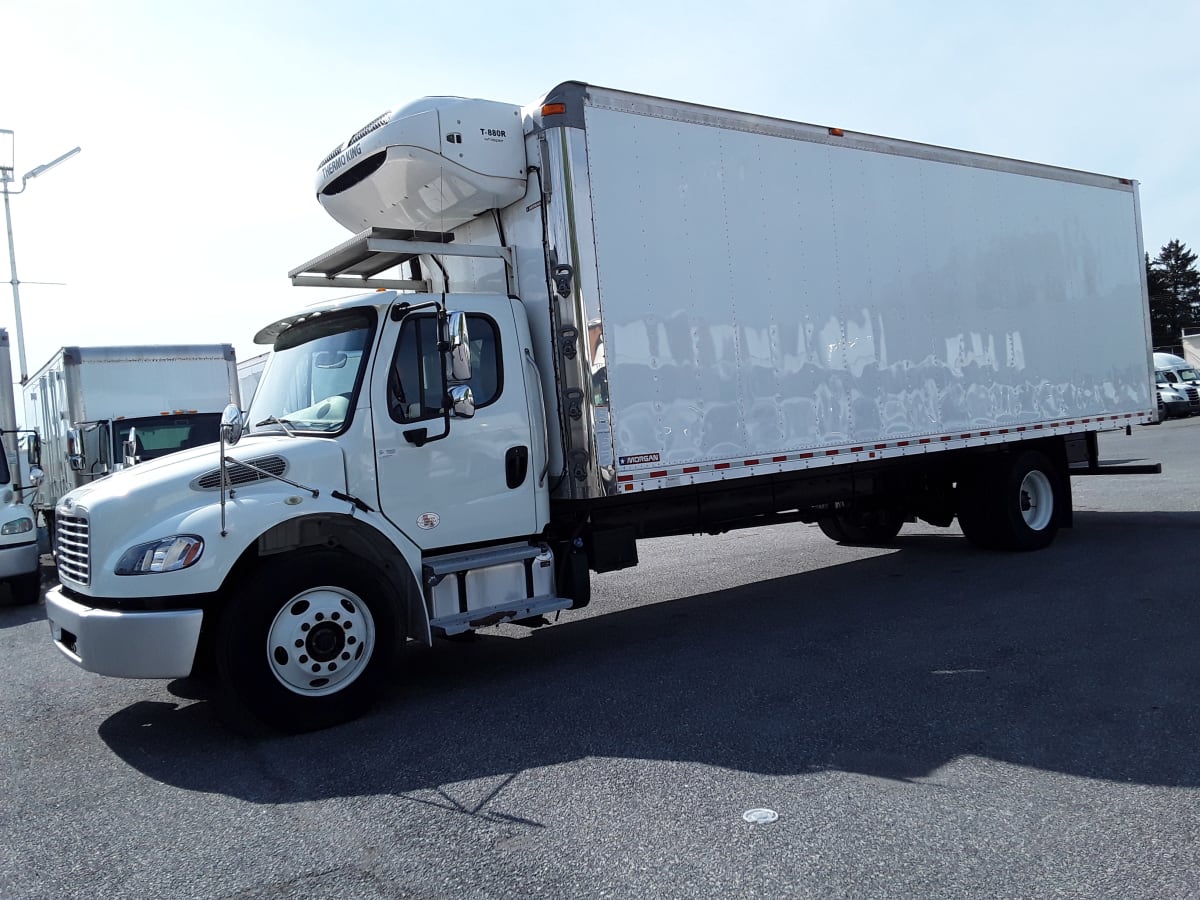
[1,130,80,496]
[2,132,80,384]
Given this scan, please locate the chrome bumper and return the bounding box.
[45,585,203,679]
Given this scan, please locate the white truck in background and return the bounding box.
[1181,330,1200,371]
[23,344,240,539]
[0,328,42,604]
[44,82,1157,732]
[1152,351,1200,417]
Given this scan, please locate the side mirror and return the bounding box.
[66,427,85,472]
[123,425,139,467]
[28,465,44,487]
[449,384,475,419]
[220,403,244,446]
[25,432,41,468]
[446,311,473,382]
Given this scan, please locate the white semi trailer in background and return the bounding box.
[44,82,1156,731]
[23,344,240,538]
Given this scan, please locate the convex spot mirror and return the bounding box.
[450,384,475,419]
[221,404,244,446]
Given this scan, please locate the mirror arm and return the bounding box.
[404,408,451,447]
[390,299,442,322]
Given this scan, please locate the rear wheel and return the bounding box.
[818,509,905,545]
[214,551,403,733]
[957,450,1063,551]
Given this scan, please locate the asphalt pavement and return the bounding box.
[2,419,1199,898]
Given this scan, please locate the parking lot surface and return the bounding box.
[2,419,1199,898]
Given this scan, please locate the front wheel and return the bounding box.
[214,551,404,733]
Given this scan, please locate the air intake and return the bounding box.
[346,111,392,147]
[194,456,288,490]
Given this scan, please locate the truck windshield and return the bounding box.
[115,414,222,461]
[249,309,374,434]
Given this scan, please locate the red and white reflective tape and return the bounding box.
[613,412,1153,492]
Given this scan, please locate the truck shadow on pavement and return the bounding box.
[97,509,1200,803]
[0,601,45,627]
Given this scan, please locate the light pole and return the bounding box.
[1,132,79,498]
[2,132,81,384]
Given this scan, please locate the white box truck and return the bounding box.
[1181,329,1200,371]
[44,82,1157,731]
[22,344,240,538]
[0,329,42,605]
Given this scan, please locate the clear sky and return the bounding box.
[2,0,1197,416]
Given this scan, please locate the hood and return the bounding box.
[1154,352,1189,369]
[59,435,347,514]
[56,434,353,597]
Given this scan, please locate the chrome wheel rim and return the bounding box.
[266,586,375,696]
[1018,470,1054,532]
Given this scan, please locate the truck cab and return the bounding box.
[44,282,559,732]
[1153,352,1200,417]
[242,288,548,555]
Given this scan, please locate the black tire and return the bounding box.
[957,450,1062,552]
[818,510,904,545]
[213,551,404,734]
[817,517,849,543]
[956,461,1001,549]
[8,571,42,605]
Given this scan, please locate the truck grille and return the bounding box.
[56,515,91,585]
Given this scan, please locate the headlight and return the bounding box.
[1,517,33,535]
[115,535,204,575]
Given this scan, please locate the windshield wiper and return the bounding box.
[255,416,298,437]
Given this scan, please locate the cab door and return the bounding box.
[371,294,539,550]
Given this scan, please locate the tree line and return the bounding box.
[1148,239,1200,351]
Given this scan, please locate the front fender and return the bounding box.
[85,489,433,645]
[86,486,357,598]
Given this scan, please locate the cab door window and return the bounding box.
[389,314,501,422]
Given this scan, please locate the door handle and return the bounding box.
[505,446,530,489]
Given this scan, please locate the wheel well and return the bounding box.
[196,514,427,673]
